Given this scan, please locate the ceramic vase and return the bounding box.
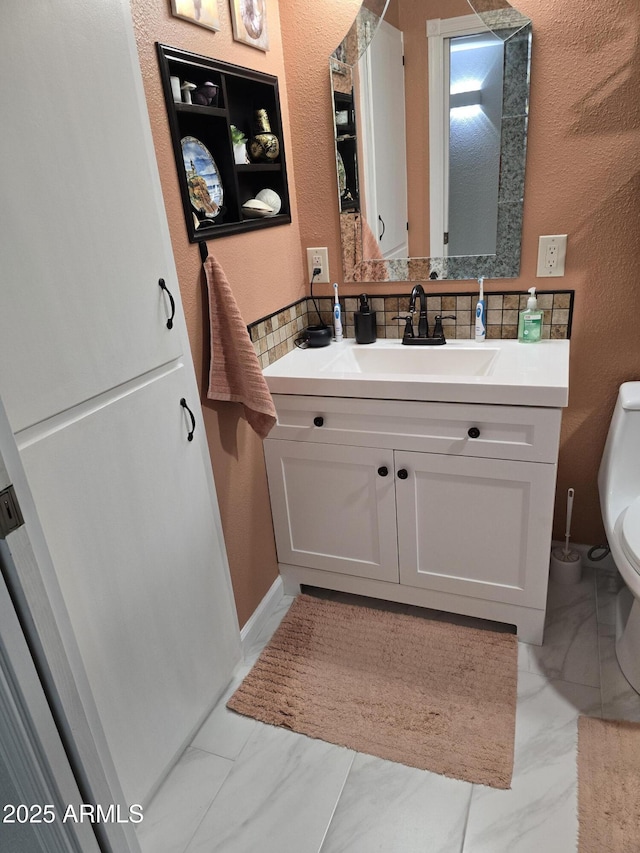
[248,109,279,163]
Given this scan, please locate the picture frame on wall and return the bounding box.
[230,0,269,52]
[170,0,220,32]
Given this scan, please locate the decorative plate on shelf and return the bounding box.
[181,136,223,220]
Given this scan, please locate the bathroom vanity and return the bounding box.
[263,339,570,644]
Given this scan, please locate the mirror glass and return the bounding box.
[332,0,532,282]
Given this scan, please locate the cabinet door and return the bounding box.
[17,365,240,805]
[264,440,399,582]
[0,3,183,433]
[396,450,556,608]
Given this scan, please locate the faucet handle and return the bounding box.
[432,314,457,340]
[392,315,414,338]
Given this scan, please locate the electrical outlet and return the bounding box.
[537,234,567,277]
[306,247,330,283]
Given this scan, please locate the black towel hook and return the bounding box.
[198,241,209,263]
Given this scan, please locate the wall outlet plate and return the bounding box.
[537,234,567,277]
[307,247,330,283]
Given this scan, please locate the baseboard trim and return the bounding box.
[240,575,284,656]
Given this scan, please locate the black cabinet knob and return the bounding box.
[313,416,324,427]
[397,469,408,480]
[377,466,389,477]
[468,427,481,439]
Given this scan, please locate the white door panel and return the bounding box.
[396,450,555,608]
[0,0,183,433]
[359,19,408,260]
[265,440,399,582]
[18,365,239,804]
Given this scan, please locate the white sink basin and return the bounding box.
[322,345,499,377]
[262,338,570,407]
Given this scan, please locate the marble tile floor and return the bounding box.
[137,566,640,853]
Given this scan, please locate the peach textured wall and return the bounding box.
[280,0,640,545]
[130,0,307,628]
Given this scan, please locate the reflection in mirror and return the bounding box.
[430,19,505,258]
[332,0,532,282]
[449,32,501,255]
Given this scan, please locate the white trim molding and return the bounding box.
[240,575,284,656]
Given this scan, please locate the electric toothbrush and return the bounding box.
[475,277,486,342]
[333,282,343,342]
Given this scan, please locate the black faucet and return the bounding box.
[409,284,428,338]
[392,285,456,346]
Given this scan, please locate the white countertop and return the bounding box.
[263,338,570,407]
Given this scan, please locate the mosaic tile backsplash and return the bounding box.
[248,290,574,370]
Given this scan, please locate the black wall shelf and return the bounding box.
[157,43,292,242]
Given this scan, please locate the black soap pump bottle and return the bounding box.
[354,293,377,344]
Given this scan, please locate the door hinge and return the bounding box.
[444,231,449,245]
[0,485,24,538]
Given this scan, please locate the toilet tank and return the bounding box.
[599,381,640,530]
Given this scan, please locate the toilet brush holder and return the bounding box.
[550,486,582,584]
[549,546,582,585]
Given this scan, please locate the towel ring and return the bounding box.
[180,398,196,441]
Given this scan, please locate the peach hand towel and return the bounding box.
[204,255,276,439]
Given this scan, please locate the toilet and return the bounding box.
[599,381,640,693]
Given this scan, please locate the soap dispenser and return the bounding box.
[518,287,543,343]
[354,293,377,344]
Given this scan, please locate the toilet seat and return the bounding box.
[621,496,640,574]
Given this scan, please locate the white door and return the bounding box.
[0,0,241,819]
[265,440,399,582]
[396,450,555,608]
[359,19,409,260]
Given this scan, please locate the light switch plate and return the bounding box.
[537,234,567,277]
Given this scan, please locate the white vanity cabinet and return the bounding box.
[264,393,563,644]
